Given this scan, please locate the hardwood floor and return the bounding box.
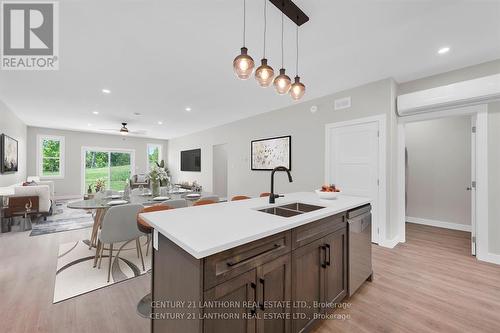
[1,222,499,333]
[0,227,149,333]
[312,223,500,333]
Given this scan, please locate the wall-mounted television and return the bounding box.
[181,148,201,172]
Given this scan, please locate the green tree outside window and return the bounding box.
[42,139,61,176]
[148,145,160,170]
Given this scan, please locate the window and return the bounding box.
[82,147,135,193]
[147,144,162,169]
[37,135,65,179]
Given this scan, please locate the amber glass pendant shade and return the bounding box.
[255,58,275,87]
[233,47,255,80]
[273,68,291,94]
[290,76,306,100]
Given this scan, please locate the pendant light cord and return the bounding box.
[295,25,299,76]
[281,12,284,68]
[243,0,246,46]
[263,0,267,58]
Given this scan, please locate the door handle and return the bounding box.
[466,187,472,191]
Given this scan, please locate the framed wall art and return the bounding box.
[1,134,19,173]
[251,135,291,171]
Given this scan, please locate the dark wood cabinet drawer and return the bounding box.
[204,231,292,290]
[291,213,345,250]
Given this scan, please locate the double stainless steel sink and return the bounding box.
[258,202,325,217]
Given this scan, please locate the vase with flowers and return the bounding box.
[147,165,169,197]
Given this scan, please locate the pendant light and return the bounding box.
[290,25,306,100]
[255,0,274,87]
[273,12,292,94]
[233,0,255,80]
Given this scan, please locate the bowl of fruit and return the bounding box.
[315,184,341,199]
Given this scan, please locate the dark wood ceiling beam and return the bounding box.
[268,0,309,26]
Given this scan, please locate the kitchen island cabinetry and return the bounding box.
[144,192,371,333]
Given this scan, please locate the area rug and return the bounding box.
[30,199,93,236]
[54,237,151,303]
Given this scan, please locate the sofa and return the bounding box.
[9,180,55,214]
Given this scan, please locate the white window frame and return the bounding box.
[147,143,163,169]
[81,146,136,195]
[37,135,65,179]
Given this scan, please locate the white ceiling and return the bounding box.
[1,0,499,140]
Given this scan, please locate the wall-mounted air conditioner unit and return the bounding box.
[397,74,500,116]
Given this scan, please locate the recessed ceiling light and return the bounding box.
[158,121,163,125]
[101,88,111,94]
[437,47,450,55]
[92,111,99,115]
[185,107,192,112]
[87,123,92,126]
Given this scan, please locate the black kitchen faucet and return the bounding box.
[269,166,293,204]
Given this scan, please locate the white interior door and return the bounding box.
[470,117,477,255]
[327,122,380,243]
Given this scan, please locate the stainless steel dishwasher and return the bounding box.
[347,204,373,297]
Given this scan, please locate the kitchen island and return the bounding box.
[141,192,371,333]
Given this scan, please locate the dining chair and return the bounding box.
[130,188,144,196]
[260,192,271,197]
[199,195,220,203]
[161,198,188,209]
[193,199,217,206]
[231,195,251,201]
[95,204,145,282]
[137,204,172,256]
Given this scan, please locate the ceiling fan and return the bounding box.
[99,122,147,136]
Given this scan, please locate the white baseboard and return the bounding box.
[406,216,471,232]
[378,236,400,249]
[477,252,500,266]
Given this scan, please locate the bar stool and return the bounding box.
[136,204,172,318]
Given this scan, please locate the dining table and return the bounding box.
[67,190,218,249]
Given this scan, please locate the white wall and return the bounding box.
[26,127,168,197]
[0,101,27,187]
[405,116,471,228]
[168,78,398,243]
[398,58,500,256]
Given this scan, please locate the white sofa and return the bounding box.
[9,181,55,214]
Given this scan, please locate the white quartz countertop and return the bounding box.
[140,192,370,259]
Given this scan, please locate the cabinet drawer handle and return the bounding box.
[325,244,331,266]
[226,243,281,267]
[250,282,257,315]
[321,245,327,268]
[259,278,265,311]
